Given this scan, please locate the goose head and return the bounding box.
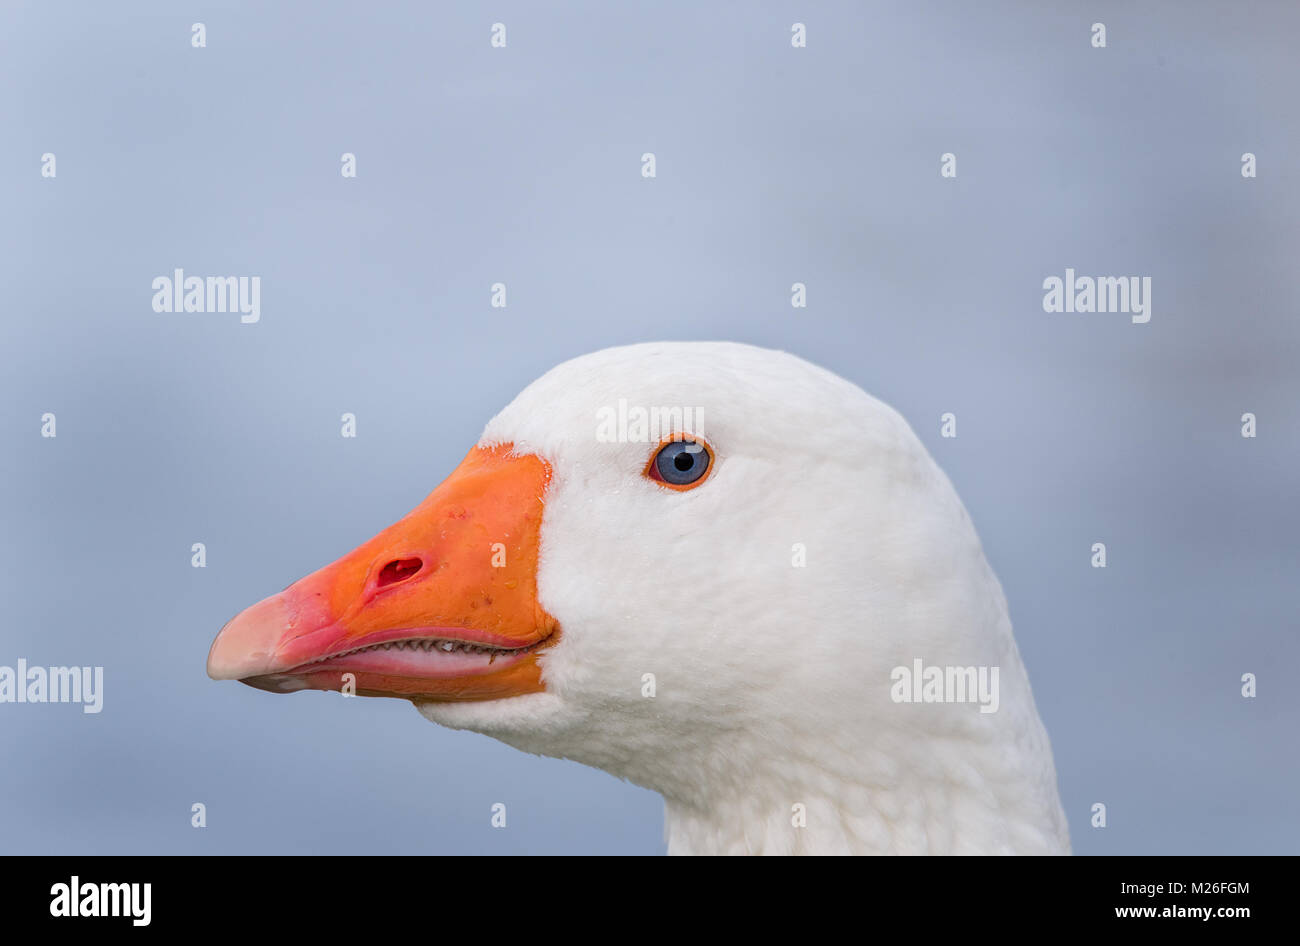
[207,341,1070,855]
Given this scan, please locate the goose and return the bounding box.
[207,341,1071,855]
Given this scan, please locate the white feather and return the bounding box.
[417,341,1070,855]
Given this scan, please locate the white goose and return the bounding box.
[208,342,1070,855]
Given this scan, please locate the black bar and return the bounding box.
[5,855,1275,932]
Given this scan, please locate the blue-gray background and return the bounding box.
[1,1,1296,855]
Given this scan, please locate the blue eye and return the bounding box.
[650,439,711,488]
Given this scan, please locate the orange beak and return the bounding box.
[206,444,559,702]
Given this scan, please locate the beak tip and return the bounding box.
[207,595,293,681]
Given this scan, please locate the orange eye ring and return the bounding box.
[644,434,715,491]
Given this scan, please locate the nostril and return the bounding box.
[377,557,423,589]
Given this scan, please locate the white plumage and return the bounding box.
[415,341,1071,855]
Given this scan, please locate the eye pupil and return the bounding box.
[653,439,710,487]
